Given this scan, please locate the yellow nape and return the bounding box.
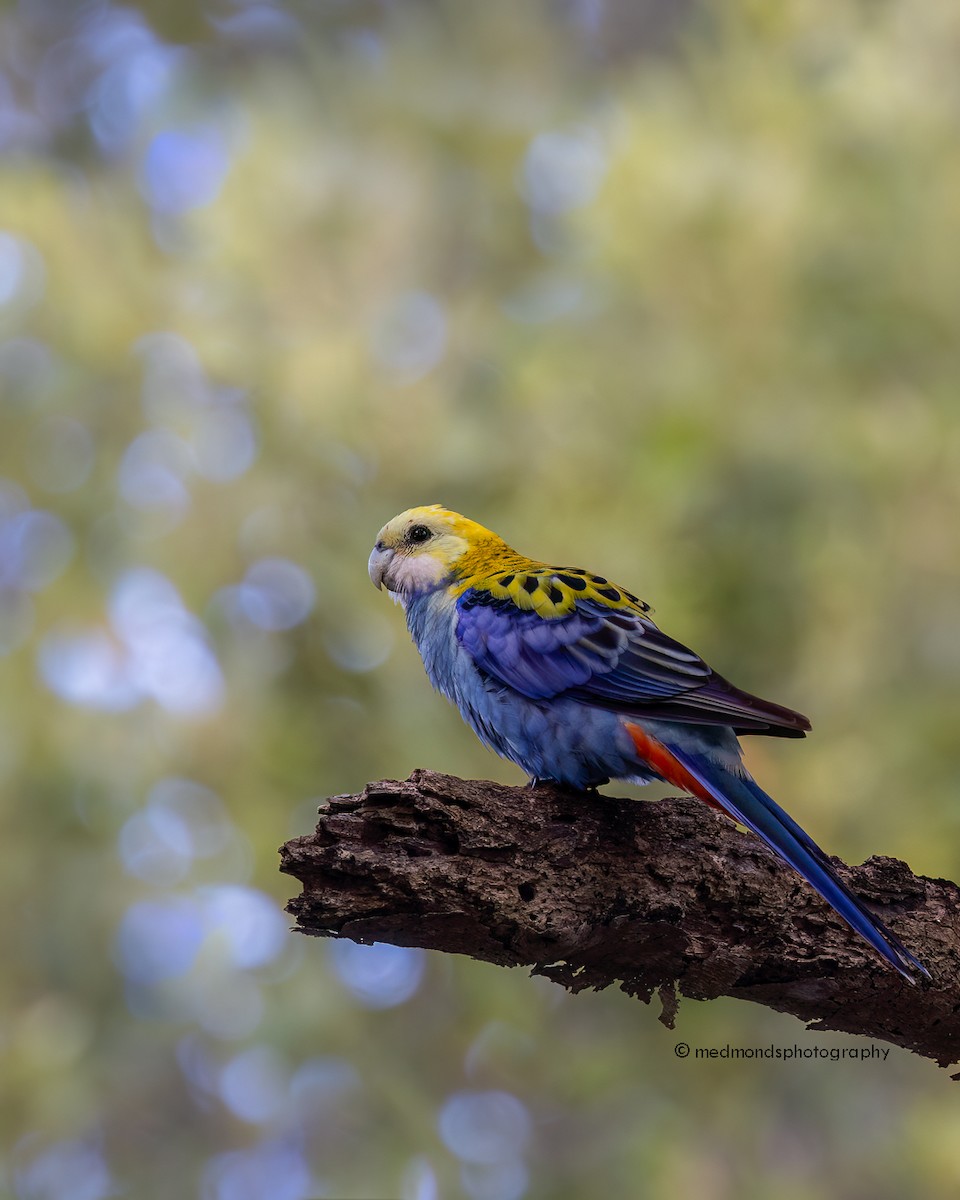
[374,505,655,616]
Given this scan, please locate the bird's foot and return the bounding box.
[526,776,608,795]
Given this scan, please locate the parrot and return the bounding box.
[368,504,928,982]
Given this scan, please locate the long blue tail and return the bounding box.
[666,744,929,982]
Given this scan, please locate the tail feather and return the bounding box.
[624,724,928,982]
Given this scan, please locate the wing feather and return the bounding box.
[455,585,810,737]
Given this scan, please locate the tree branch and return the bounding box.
[279,770,960,1071]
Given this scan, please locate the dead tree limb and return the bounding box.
[279,770,960,1070]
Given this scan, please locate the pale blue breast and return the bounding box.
[403,589,658,787]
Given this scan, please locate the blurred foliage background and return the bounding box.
[1,0,960,1196]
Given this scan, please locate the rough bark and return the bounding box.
[280,770,960,1071]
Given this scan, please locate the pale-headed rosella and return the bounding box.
[368,504,927,981]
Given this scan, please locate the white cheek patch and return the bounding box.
[390,552,446,596]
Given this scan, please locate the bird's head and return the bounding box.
[368,504,505,599]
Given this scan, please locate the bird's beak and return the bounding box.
[368,543,395,590]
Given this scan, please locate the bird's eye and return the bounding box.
[407,524,432,544]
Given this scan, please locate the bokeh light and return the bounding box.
[140,125,232,216]
[0,508,73,592]
[438,1090,532,1166]
[118,430,192,518]
[229,559,316,633]
[118,777,234,885]
[116,896,206,985]
[0,232,44,309]
[198,885,288,970]
[219,1045,289,1124]
[201,1140,314,1200]
[13,1137,115,1200]
[329,941,426,1009]
[521,127,608,216]
[370,291,448,382]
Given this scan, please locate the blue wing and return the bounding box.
[455,588,810,737]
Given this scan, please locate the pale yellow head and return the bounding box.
[368,504,509,597]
